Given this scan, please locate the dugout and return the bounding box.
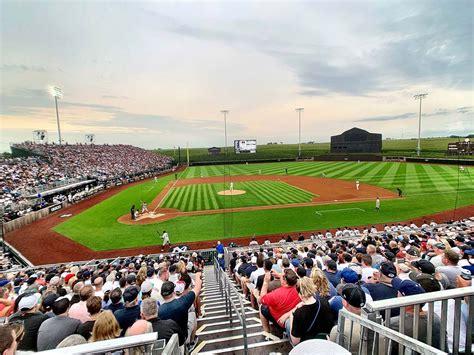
[330,127,382,154]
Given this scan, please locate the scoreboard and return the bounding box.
[234,140,257,154]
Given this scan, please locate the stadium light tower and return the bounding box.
[221,110,229,156]
[296,108,304,158]
[49,86,64,144]
[414,93,428,156]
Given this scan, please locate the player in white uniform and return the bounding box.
[356,181,360,190]
[161,230,170,249]
[230,182,234,192]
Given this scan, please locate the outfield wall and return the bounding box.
[188,155,473,166]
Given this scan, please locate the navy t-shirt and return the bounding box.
[365,282,399,317]
[159,292,196,334]
[114,305,141,336]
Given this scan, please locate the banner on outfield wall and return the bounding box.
[49,203,63,213]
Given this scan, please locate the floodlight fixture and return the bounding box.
[49,86,64,144]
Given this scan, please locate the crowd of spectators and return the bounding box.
[229,217,474,353]
[1,142,173,221]
[13,142,172,182]
[0,252,205,354]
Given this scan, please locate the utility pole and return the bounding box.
[296,108,304,158]
[414,93,428,156]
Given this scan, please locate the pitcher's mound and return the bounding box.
[218,189,246,196]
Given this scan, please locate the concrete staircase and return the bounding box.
[192,265,292,355]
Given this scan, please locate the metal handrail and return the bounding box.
[363,287,473,355]
[38,332,159,354]
[337,309,446,355]
[214,257,249,354]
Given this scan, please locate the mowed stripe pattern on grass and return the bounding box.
[182,162,473,196]
[160,180,314,212]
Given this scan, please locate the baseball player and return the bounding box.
[375,197,380,212]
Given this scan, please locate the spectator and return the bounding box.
[329,284,367,353]
[324,260,341,287]
[282,276,334,346]
[140,297,185,346]
[77,296,102,340]
[259,269,301,335]
[0,324,19,355]
[37,296,81,350]
[159,271,202,345]
[436,250,463,289]
[8,293,48,351]
[69,285,93,323]
[104,288,124,313]
[365,262,398,301]
[90,310,121,342]
[114,286,141,336]
[429,243,446,267]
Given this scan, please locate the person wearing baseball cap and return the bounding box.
[365,261,401,316]
[411,259,436,275]
[430,243,446,268]
[158,270,203,346]
[389,279,442,351]
[8,293,48,351]
[329,284,366,352]
[114,286,140,336]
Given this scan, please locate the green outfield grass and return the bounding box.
[54,161,474,251]
[158,137,472,162]
[160,180,314,212]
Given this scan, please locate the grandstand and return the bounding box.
[0,217,473,354]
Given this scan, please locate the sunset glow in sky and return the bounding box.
[1,1,472,152]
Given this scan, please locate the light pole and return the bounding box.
[50,86,64,144]
[414,93,428,156]
[221,110,229,156]
[296,108,304,158]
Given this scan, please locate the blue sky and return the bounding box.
[1,1,472,152]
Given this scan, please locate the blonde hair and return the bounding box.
[90,311,121,342]
[136,266,147,287]
[176,261,186,274]
[298,277,316,299]
[310,268,330,297]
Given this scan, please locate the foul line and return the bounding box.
[315,207,366,215]
[153,179,179,212]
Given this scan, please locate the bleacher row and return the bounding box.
[0,218,473,354]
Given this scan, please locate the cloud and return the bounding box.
[356,106,473,123]
[151,1,472,96]
[102,95,129,100]
[355,112,415,122]
[457,106,473,114]
[0,64,46,72]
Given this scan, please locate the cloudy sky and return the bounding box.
[1,1,472,152]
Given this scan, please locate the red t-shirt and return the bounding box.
[261,286,301,323]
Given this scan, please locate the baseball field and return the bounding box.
[52,161,474,252]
